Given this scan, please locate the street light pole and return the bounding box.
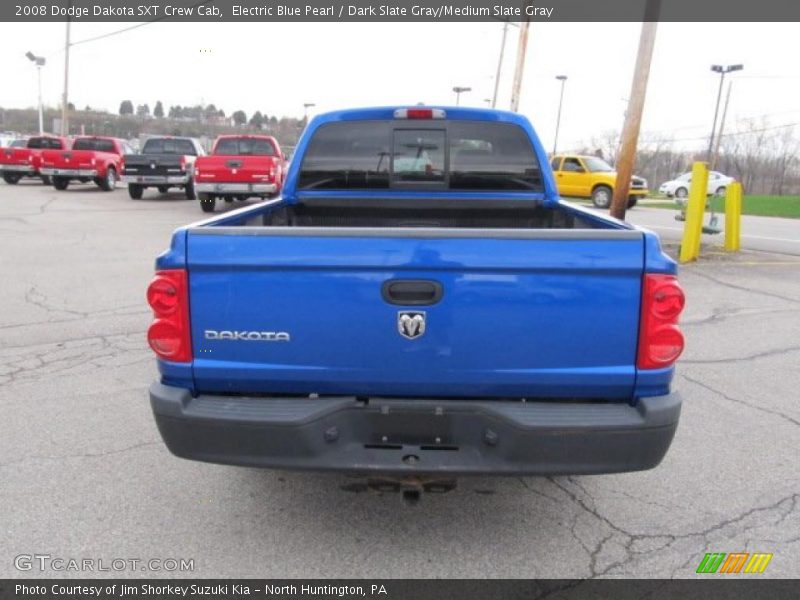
[36,63,43,135]
[711,81,733,171]
[303,103,315,120]
[452,86,471,106]
[26,51,46,135]
[61,18,71,136]
[707,64,743,161]
[553,75,567,155]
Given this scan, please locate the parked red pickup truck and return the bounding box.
[40,136,132,191]
[194,135,286,212]
[0,136,70,185]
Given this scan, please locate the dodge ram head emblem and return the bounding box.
[398,311,426,339]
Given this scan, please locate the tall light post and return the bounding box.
[452,86,471,106]
[707,64,743,161]
[552,75,567,155]
[25,51,46,135]
[61,18,71,136]
[303,102,315,121]
[711,81,733,171]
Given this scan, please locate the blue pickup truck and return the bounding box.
[147,106,685,482]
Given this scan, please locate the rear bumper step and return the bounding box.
[0,165,36,174]
[122,174,188,184]
[195,182,276,194]
[150,383,681,476]
[40,167,98,177]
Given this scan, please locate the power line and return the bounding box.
[70,21,161,47]
[50,0,210,52]
[666,121,798,143]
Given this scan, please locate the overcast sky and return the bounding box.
[1,21,798,151]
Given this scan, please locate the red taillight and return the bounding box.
[179,156,186,172]
[146,270,192,362]
[637,274,685,369]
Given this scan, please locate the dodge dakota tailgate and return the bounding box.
[186,229,644,399]
[195,155,277,183]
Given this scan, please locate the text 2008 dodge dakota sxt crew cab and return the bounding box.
[148,107,685,481]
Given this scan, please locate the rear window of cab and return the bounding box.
[298,120,543,191]
[214,138,275,156]
[73,138,116,152]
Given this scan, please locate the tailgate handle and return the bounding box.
[226,159,243,168]
[382,280,443,306]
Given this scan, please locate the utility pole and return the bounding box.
[509,3,532,113]
[491,20,516,108]
[710,81,732,171]
[61,18,71,136]
[553,75,567,155]
[609,2,660,220]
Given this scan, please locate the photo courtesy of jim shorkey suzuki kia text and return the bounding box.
[14,584,386,596]
[1,0,799,593]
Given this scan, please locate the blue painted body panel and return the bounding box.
[186,232,645,398]
[153,107,678,400]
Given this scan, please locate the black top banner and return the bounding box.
[3,0,800,22]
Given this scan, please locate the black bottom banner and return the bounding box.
[1,580,798,600]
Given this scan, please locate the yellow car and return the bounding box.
[551,154,648,209]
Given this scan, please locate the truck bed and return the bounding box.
[212,197,619,231]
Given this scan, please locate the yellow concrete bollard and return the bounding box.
[724,182,743,252]
[679,162,709,263]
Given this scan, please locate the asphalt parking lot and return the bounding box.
[1,181,799,579]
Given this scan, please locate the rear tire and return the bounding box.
[184,179,196,200]
[591,185,613,209]
[128,184,144,200]
[3,173,22,184]
[98,167,117,191]
[627,196,638,209]
[675,187,688,199]
[40,175,52,186]
[53,177,69,190]
[715,186,726,196]
[199,193,216,213]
